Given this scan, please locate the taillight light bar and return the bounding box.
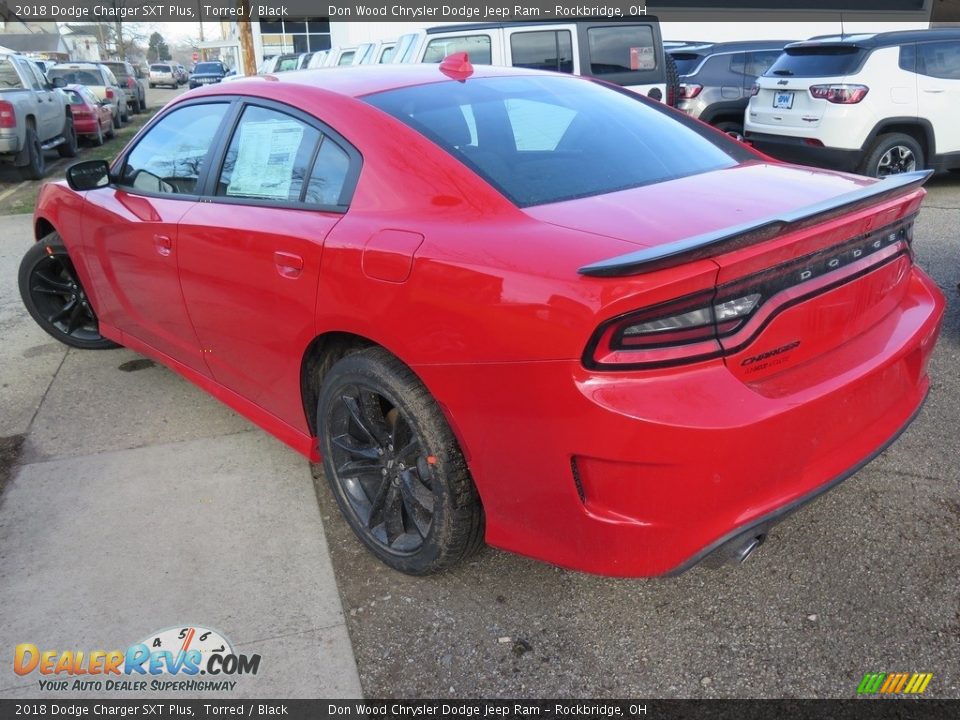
[0,101,16,129]
[678,83,703,99]
[809,84,869,104]
[105,88,114,99]
[585,218,914,370]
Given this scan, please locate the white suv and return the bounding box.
[745,29,960,177]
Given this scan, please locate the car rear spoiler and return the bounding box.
[578,169,933,278]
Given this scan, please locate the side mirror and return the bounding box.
[50,76,65,89]
[66,160,111,191]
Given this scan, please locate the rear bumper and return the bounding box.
[73,118,99,135]
[745,131,863,172]
[417,267,944,577]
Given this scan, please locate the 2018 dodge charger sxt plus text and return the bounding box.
[19,58,944,576]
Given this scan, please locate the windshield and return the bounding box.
[195,63,223,74]
[365,75,741,208]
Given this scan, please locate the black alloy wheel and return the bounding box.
[318,348,483,574]
[18,236,117,349]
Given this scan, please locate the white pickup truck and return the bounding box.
[0,53,77,180]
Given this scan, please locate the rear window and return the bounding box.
[64,89,85,104]
[365,75,740,208]
[105,63,130,80]
[670,52,705,75]
[587,26,656,74]
[0,57,23,89]
[423,35,492,65]
[151,64,172,72]
[765,45,867,78]
[47,67,103,86]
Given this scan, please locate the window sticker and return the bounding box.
[227,119,305,200]
[630,46,656,71]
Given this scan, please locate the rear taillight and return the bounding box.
[809,84,869,104]
[678,83,702,99]
[127,78,135,88]
[586,218,914,369]
[105,88,114,99]
[750,83,760,96]
[72,111,91,120]
[0,101,16,129]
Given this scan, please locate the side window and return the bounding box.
[899,43,917,72]
[104,68,118,86]
[729,53,748,76]
[510,31,574,74]
[423,35,492,65]
[917,41,960,80]
[304,139,351,206]
[17,59,42,90]
[504,98,576,152]
[27,63,48,89]
[587,26,656,75]
[120,103,228,195]
[216,105,320,202]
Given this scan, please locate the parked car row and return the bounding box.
[0,52,147,180]
[667,28,960,177]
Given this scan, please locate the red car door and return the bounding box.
[177,103,357,426]
[80,102,231,374]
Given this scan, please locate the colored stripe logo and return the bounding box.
[858,672,933,694]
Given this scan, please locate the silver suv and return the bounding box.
[670,40,794,139]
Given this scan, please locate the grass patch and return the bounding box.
[0,108,158,217]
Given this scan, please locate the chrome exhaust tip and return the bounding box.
[734,534,766,564]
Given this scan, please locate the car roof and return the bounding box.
[788,27,960,51]
[426,18,661,34]
[669,40,795,54]
[194,63,563,100]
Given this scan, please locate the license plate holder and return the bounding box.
[773,92,794,109]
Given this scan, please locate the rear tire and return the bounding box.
[860,133,924,178]
[18,126,45,181]
[317,348,484,575]
[18,234,118,350]
[91,123,104,146]
[112,110,121,129]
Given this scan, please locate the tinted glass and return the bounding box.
[47,67,103,86]
[305,140,351,206]
[511,30,574,74]
[587,26,656,75]
[899,43,916,72]
[151,64,172,72]
[65,89,85,104]
[217,105,320,202]
[105,63,131,80]
[121,103,228,195]
[765,46,866,77]
[423,35,492,64]
[195,63,224,74]
[745,50,783,77]
[0,57,23,89]
[671,52,704,75]
[366,75,739,208]
[918,41,960,80]
[24,61,45,90]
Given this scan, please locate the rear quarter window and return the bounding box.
[766,46,867,78]
[423,35,492,65]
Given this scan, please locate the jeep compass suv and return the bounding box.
[745,29,960,177]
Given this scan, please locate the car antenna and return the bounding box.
[440,52,473,82]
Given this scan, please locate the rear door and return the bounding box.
[176,100,360,421]
[915,39,960,154]
[576,21,666,98]
[17,58,60,140]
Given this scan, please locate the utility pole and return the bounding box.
[237,1,256,76]
[113,1,125,59]
[197,1,207,61]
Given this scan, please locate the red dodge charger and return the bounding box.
[19,59,944,576]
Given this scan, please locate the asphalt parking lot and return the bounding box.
[0,149,957,697]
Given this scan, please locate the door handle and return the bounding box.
[273,251,304,279]
[154,234,172,257]
[922,88,945,93]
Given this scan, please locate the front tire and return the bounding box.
[317,348,484,575]
[861,133,924,178]
[56,118,78,158]
[18,235,118,350]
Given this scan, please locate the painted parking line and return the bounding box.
[0,181,28,203]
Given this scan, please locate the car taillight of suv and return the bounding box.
[809,84,869,103]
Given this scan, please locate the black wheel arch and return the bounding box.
[865,117,935,160]
[699,101,748,127]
